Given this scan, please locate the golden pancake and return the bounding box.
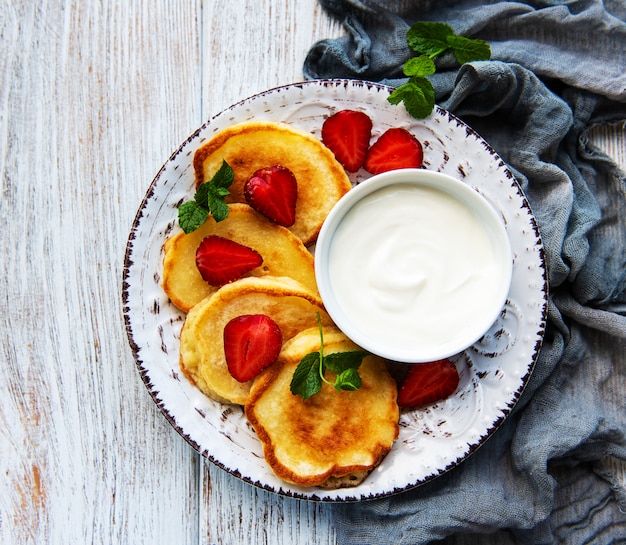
[245,327,399,488]
[179,276,332,405]
[163,204,317,312]
[193,121,353,245]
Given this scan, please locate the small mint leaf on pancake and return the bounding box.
[178,160,234,232]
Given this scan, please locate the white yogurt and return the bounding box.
[324,180,509,361]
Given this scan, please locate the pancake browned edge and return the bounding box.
[192,121,353,246]
[245,327,399,489]
[162,204,318,312]
[179,277,333,406]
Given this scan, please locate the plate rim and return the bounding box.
[122,78,548,502]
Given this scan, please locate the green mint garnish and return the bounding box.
[388,22,491,119]
[290,352,323,400]
[290,313,368,400]
[178,160,234,233]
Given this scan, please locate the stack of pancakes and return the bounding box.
[162,121,399,489]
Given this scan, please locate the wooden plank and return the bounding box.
[200,0,342,119]
[197,1,341,543]
[0,1,203,543]
[202,463,337,545]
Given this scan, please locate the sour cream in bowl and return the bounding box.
[314,169,513,363]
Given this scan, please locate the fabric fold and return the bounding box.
[303,1,626,543]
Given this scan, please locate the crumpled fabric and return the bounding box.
[303,1,626,544]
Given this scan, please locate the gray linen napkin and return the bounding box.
[304,1,626,544]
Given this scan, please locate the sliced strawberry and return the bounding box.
[397,359,459,409]
[364,128,423,174]
[243,166,298,227]
[321,109,373,172]
[223,314,283,382]
[195,235,262,286]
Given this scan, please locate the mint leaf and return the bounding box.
[178,160,234,233]
[390,21,491,119]
[328,351,367,392]
[407,22,454,57]
[193,180,211,209]
[334,368,362,392]
[446,35,491,64]
[207,192,230,222]
[178,200,209,234]
[388,79,435,119]
[290,352,323,400]
[325,350,368,374]
[212,159,235,190]
[403,55,436,78]
[290,313,368,400]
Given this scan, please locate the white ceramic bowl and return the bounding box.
[315,169,513,363]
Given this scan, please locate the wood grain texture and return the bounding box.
[0,1,623,544]
[197,3,342,543]
[1,1,202,544]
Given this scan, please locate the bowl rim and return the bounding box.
[314,168,513,363]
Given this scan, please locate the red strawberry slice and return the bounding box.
[321,109,373,172]
[195,235,262,286]
[244,166,298,227]
[223,314,283,382]
[397,359,459,409]
[364,127,423,174]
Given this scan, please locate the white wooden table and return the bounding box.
[1,1,624,544]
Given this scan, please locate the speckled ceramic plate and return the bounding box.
[123,80,547,501]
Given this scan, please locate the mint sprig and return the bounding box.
[388,22,491,119]
[290,314,368,400]
[178,160,234,233]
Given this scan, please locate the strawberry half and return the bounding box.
[244,166,298,227]
[364,127,423,174]
[223,314,283,382]
[195,235,262,286]
[321,109,373,172]
[397,359,459,409]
